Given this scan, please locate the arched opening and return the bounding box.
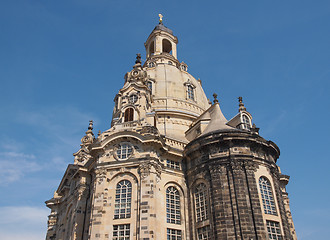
[162,39,172,54]
[149,41,155,56]
[242,115,251,130]
[124,108,134,122]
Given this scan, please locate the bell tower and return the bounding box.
[145,14,178,59]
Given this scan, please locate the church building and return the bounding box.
[45,17,297,240]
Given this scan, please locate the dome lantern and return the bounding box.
[145,15,178,59]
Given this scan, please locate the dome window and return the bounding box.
[148,62,155,68]
[187,85,195,101]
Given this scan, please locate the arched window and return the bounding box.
[259,177,277,215]
[162,39,172,54]
[124,108,134,122]
[194,183,208,222]
[187,85,194,100]
[114,180,132,219]
[148,62,155,68]
[242,115,251,130]
[166,186,181,224]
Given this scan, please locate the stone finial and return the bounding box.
[251,123,260,134]
[213,93,218,103]
[98,130,101,137]
[86,120,94,135]
[81,120,94,145]
[135,53,142,64]
[88,120,93,130]
[238,96,246,112]
[158,14,163,24]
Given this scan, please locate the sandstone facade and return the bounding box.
[45,20,296,240]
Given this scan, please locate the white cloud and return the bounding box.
[0,206,49,240]
[0,151,41,184]
[0,105,99,182]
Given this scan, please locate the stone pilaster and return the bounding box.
[138,161,162,240]
[270,167,293,240]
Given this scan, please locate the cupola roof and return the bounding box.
[152,22,173,35]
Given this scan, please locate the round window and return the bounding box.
[116,143,133,160]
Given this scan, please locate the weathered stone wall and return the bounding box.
[184,130,293,240]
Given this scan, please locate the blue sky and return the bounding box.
[0,0,329,239]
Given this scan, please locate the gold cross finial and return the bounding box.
[158,14,163,24]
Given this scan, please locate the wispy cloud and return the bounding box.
[261,110,287,136]
[16,105,95,144]
[0,105,98,183]
[0,151,41,184]
[0,206,48,240]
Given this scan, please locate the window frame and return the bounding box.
[129,94,138,104]
[124,108,134,122]
[113,224,130,240]
[266,220,283,240]
[197,225,211,240]
[114,180,132,220]
[166,186,181,225]
[167,228,182,240]
[194,183,209,223]
[116,143,133,160]
[242,114,251,130]
[259,176,277,215]
[187,84,195,101]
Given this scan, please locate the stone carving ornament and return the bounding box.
[95,168,107,184]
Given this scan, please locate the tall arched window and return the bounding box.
[194,183,208,222]
[166,186,181,224]
[187,85,194,100]
[114,180,132,219]
[259,177,277,215]
[124,108,134,122]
